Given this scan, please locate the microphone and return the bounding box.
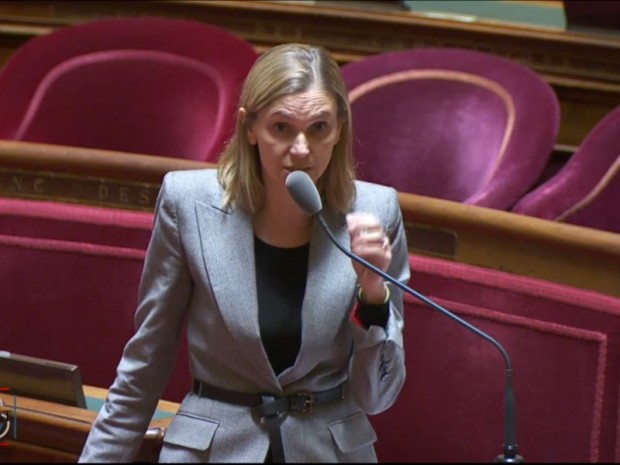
[285,170,524,464]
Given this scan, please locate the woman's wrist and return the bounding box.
[358,282,390,305]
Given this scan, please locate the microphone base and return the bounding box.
[495,453,524,463]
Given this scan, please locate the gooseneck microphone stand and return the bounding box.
[285,169,523,462]
[316,213,523,463]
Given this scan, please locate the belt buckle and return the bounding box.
[293,392,314,413]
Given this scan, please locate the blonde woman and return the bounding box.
[80,43,409,463]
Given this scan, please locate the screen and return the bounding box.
[0,351,86,408]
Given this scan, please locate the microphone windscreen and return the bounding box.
[285,170,323,216]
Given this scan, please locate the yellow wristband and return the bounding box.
[358,284,390,305]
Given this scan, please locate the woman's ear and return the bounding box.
[239,107,257,145]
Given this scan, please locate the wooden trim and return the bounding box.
[0,441,79,462]
[0,140,211,183]
[0,141,213,211]
[400,192,620,296]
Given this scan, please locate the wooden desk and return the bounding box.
[1,140,618,297]
[0,0,618,147]
[0,386,178,462]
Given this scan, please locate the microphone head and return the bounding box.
[285,170,323,216]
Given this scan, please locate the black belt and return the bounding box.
[192,379,345,463]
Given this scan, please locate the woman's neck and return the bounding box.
[253,185,313,248]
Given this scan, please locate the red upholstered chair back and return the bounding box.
[0,198,191,403]
[0,17,258,161]
[14,50,226,161]
[512,105,620,233]
[371,254,620,463]
[341,48,561,210]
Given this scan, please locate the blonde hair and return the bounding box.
[217,43,356,214]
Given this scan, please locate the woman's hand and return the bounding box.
[346,212,392,304]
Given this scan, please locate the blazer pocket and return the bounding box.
[328,411,377,453]
[163,411,220,451]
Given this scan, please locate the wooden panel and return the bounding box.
[0,441,79,462]
[0,0,617,146]
[0,386,177,462]
[400,193,620,297]
[0,140,618,297]
[0,140,210,211]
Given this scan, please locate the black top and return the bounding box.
[254,235,389,376]
[255,235,308,375]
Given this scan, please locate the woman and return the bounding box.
[79,43,409,463]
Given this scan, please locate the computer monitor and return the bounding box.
[0,351,86,408]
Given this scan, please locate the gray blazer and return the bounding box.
[79,169,409,463]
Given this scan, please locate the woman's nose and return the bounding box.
[290,132,310,157]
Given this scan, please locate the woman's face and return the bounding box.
[244,87,342,187]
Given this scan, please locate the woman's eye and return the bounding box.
[274,122,289,133]
[312,121,327,132]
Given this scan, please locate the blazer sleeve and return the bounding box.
[348,186,409,415]
[79,172,193,462]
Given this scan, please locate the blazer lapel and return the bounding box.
[194,200,279,391]
[279,209,358,385]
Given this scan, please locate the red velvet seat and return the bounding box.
[0,198,190,403]
[341,48,561,210]
[0,197,152,248]
[371,254,620,463]
[512,105,620,233]
[0,17,258,161]
[14,49,229,161]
